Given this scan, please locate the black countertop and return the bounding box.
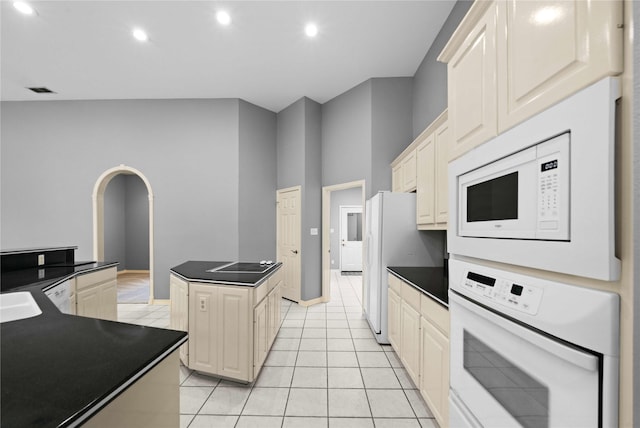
[1,263,188,427]
[0,246,78,255]
[387,266,449,308]
[171,261,282,286]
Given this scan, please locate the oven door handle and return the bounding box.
[451,293,599,372]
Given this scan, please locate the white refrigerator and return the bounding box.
[363,191,444,344]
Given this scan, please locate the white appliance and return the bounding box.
[449,77,621,281]
[448,259,619,428]
[44,279,72,314]
[363,191,443,344]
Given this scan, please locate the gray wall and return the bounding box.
[104,174,126,270]
[1,99,278,299]
[124,174,149,270]
[104,174,150,271]
[276,97,323,301]
[322,78,413,198]
[238,100,277,262]
[371,77,414,193]
[412,0,473,138]
[329,187,363,270]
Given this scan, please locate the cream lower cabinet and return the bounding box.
[169,275,189,365]
[388,273,450,428]
[76,267,117,321]
[173,268,283,383]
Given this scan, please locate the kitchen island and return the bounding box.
[170,261,283,383]
[1,247,187,428]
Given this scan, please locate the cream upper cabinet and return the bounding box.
[439,0,623,161]
[416,110,449,229]
[445,1,498,161]
[391,149,417,193]
[497,0,623,132]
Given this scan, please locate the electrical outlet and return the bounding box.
[199,296,207,311]
[37,254,45,266]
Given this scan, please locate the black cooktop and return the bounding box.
[214,262,276,273]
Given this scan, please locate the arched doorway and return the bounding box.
[93,165,155,304]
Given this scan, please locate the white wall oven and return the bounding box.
[448,77,621,281]
[448,259,619,428]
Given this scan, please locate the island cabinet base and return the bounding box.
[170,265,283,383]
[83,350,180,428]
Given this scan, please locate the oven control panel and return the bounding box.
[463,271,544,315]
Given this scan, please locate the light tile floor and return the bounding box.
[117,271,439,428]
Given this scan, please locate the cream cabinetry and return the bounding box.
[439,0,623,161]
[76,267,117,321]
[391,149,417,193]
[416,111,449,229]
[388,273,450,428]
[169,275,189,365]
[171,266,283,383]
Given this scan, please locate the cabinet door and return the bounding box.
[268,284,281,346]
[170,276,189,365]
[217,287,250,381]
[448,1,498,160]
[388,288,401,352]
[392,164,403,192]
[434,120,450,224]
[99,279,118,321]
[77,286,100,319]
[188,285,218,373]
[253,297,269,378]
[401,150,417,192]
[497,0,623,133]
[420,317,449,427]
[400,301,421,386]
[416,135,436,226]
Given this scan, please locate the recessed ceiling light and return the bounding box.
[27,87,56,94]
[305,23,318,38]
[13,2,34,15]
[216,11,231,26]
[132,28,148,42]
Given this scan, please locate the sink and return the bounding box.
[0,292,42,323]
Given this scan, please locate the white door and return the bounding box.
[277,186,301,302]
[339,206,362,272]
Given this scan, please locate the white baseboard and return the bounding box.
[151,299,170,306]
[117,270,150,276]
[297,296,328,307]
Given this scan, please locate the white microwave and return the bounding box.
[448,77,621,281]
[459,132,569,241]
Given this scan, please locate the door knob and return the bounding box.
[291,250,298,254]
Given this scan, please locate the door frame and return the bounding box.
[339,205,363,272]
[321,180,366,303]
[92,165,155,304]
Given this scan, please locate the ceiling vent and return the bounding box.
[27,87,56,94]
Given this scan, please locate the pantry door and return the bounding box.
[277,186,301,302]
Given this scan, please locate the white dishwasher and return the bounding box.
[44,280,72,314]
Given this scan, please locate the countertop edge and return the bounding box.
[387,268,449,309]
[0,246,78,255]
[43,262,120,290]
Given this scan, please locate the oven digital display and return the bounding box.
[466,172,519,222]
[467,272,496,287]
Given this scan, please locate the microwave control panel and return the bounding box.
[538,158,559,225]
[463,271,544,315]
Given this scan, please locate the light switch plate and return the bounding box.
[310,228,318,235]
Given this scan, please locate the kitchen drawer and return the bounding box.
[268,268,283,291]
[420,294,449,335]
[402,282,421,312]
[254,281,268,306]
[76,267,117,290]
[388,273,402,294]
